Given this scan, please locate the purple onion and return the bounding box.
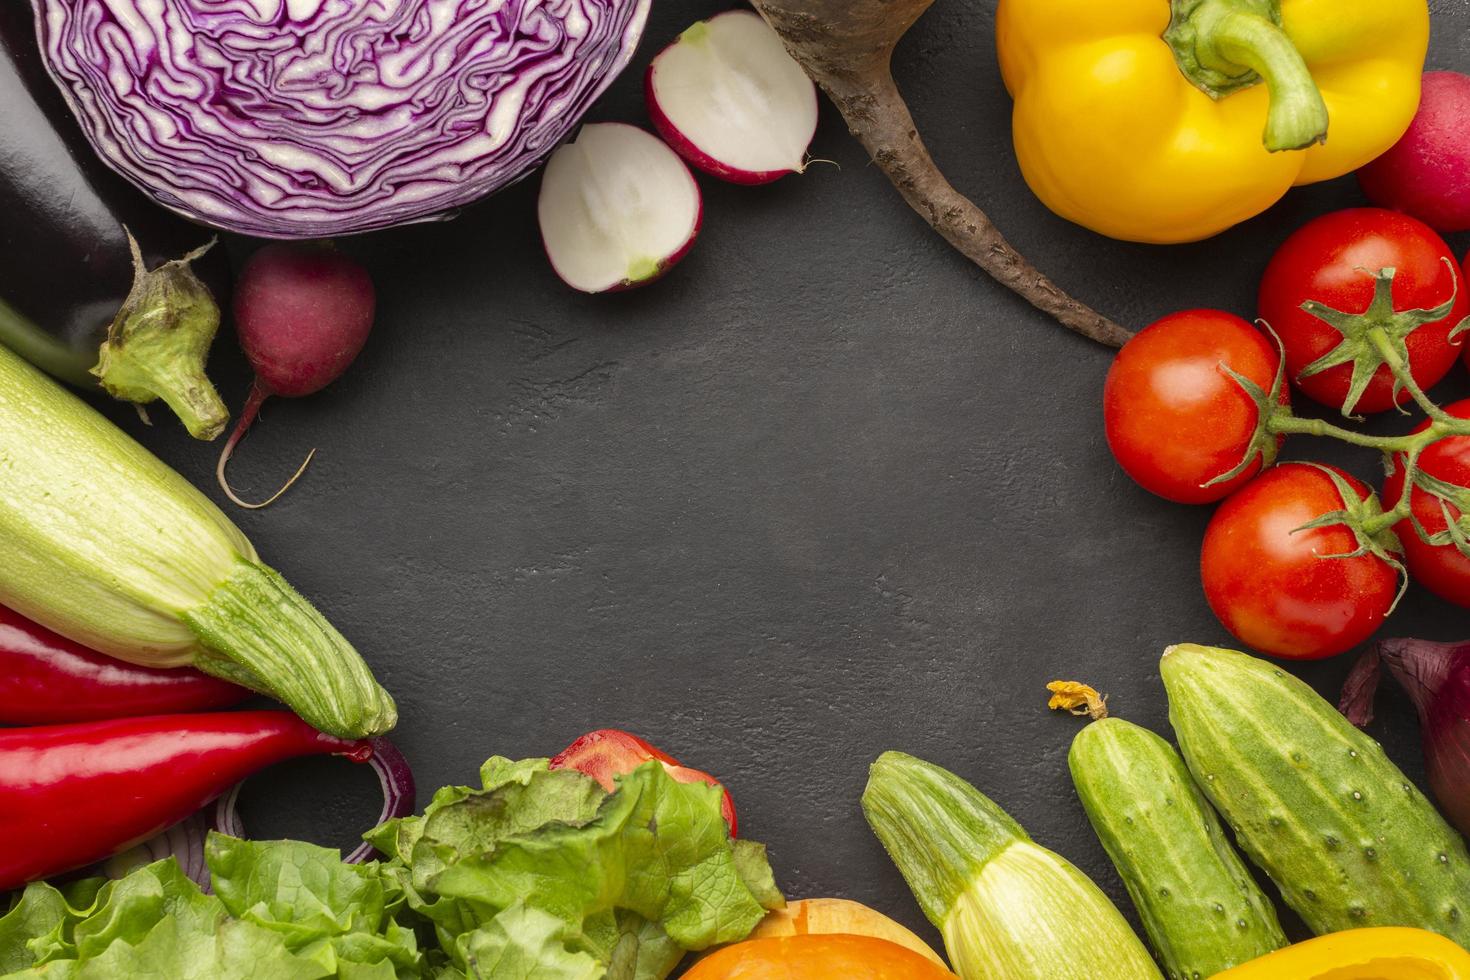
[34,0,650,238]
[101,735,415,888]
[1340,638,1470,835]
[99,810,213,888]
[213,735,416,864]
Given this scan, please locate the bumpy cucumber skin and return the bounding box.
[1069,718,1286,980]
[1162,644,1470,943]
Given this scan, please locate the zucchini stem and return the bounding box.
[184,558,397,737]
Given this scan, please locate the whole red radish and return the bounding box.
[217,244,375,508]
[1358,72,1470,234]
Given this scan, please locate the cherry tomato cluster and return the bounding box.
[1104,208,1470,661]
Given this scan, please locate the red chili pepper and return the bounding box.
[549,729,738,835]
[0,604,247,724]
[0,710,371,888]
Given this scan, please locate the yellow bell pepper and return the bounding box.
[1211,927,1470,979]
[995,0,1429,243]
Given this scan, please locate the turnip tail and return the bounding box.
[214,243,374,510]
[215,379,316,510]
[748,0,1132,349]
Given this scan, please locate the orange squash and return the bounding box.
[683,934,959,980]
[747,898,946,966]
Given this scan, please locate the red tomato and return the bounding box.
[549,729,738,834]
[1201,463,1401,659]
[1103,310,1286,504]
[1258,208,1467,414]
[1465,247,1470,371]
[1383,398,1470,607]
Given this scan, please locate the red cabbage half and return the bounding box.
[35,0,651,238]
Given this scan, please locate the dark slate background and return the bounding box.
[102,0,1470,958]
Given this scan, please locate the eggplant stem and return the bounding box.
[215,382,316,509]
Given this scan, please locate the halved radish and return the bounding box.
[538,122,702,293]
[646,9,818,185]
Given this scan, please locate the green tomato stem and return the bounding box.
[1366,327,1445,421]
[1267,410,1470,455]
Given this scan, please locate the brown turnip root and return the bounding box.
[216,243,375,509]
[748,0,1131,348]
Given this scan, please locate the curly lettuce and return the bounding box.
[0,759,780,980]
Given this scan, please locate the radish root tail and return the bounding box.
[749,0,1133,349]
[215,382,317,509]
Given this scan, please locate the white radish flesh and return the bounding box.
[646,10,818,184]
[538,122,702,293]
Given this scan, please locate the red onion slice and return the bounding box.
[99,810,212,888]
[212,736,415,864]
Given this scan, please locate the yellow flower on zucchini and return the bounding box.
[996,0,1429,243]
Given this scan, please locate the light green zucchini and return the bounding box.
[0,342,394,737]
[1069,717,1286,979]
[863,751,1162,980]
[1162,643,1470,943]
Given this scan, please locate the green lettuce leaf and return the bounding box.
[0,860,328,980]
[0,753,781,980]
[206,836,422,979]
[76,913,329,980]
[730,841,783,912]
[72,859,220,960]
[0,881,100,972]
[604,911,684,980]
[415,761,775,973]
[457,905,601,980]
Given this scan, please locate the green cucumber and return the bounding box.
[1069,717,1286,980]
[1162,643,1470,942]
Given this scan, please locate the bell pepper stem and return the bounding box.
[1166,0,1329,151]
[1212,12,1328,150]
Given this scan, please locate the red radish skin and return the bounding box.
[538,123,703,293]
[1358,72,1470,234]
[645,11,818,186]
[217,244,375,508]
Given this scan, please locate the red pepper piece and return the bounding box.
[0,710,371,888]
[0,604,247,724]
[549,728,738,835]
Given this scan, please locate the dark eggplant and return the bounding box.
[0,4,229,437]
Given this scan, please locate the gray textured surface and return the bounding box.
[112,0,1470,954]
